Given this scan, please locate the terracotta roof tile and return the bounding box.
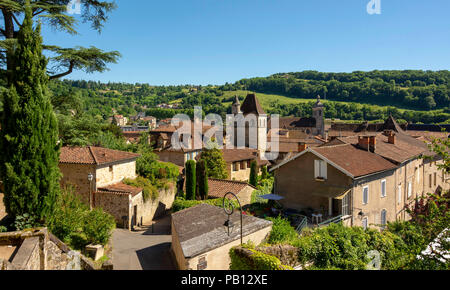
[60,146,140,165]
[313,144,398,177]
[97,182,142,197]
[207,178,255,199]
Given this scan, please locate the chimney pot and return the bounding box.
[388,134,396,145]
[298,143,307,152]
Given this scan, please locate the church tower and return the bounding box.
[239,94,267,154]
[312,95,325,138]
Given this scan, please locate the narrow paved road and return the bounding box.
[112,216,176,270]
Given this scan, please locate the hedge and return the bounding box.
[172,197,239,213]
[229,246,293,270]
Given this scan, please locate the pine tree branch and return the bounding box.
[49,59,74,80]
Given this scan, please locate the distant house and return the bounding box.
[171,204,272,270]
[207,178,256,206]
[221,148,270,182]
[270,117,449,229]
[113,114,128,126]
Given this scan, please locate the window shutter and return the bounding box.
[314,160,320,178]
[408,182,412,198]
[321,161,327,179]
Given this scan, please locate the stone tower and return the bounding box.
[312,95,325,138]
[238,94,267,154]
[232,95,241,115]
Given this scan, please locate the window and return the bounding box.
[314,160,327,179]
[363,186,369,205]
[109,165,113,172]
[362,217,368,230]
[429,174,432,188]
[381,209,387,228]
[416,167,420,183]
[434,173,437,186]
[381,180,386,197]
[342,194,349,216]
[407,182,412,199]
[233,163,238,172]
[397,185,402,204]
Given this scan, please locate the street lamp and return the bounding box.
[222,192,243,245]
[87,173,94,210]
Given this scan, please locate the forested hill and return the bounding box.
[236,70,450,111]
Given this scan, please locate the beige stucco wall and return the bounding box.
[59,163,97,203]
[96,161,137,188]
[228,162,251,182]
[131,183,176,226]
[173,224,272,270]
[274,152,353,212]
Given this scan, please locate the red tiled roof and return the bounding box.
[207,178,255,199]
[60,146,140,165]
[221,148,259,163]
[97,182,142,197]
[313,144,398,177]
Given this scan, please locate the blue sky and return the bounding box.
[41,0,450,85]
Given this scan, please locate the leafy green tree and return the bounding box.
[261,165,268,180]
[0,3,61,220]
[198,148,228,179]
[0,0,120,81]
[185,160,196,200]
[249,160,258,187]
[196,159,208,200]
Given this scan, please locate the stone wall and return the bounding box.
[94,191,131,229]
[0,229,95,270]
[59,163,96,203]
[0,193,6,221]
[131,182,177,226]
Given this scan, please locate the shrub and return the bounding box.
[47,187,116,250]
[229,246,292,270]
[137,150,179,183]
[0,226,7,233]
[83,208,116,246]
[14,213,40,231]
[266,216,298,245]
[123,176,159,201]
[196,159,208,200]
[172,197,239,213]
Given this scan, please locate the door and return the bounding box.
[133,205,138,227]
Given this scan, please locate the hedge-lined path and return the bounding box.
[112,215,175,270]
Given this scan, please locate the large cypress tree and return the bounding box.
[249,160,258,187]
[196,159,208,200]
[185,160,196,200]
[0,2,61,220]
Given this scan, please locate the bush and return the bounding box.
[249,160,258,187]
[83,208,116,246]
[229,245,292,270]
[123,176,159,201]
[137,151,179,183]
[0,226,7,233]
[47,188,116,250]
[14,213,40,231]
[172,197,239,213]
[266,216,298,245]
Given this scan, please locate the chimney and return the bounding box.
[388,134,396,145]
[369,136,376,151]
[298,143,307,152]
[358,136,370,151]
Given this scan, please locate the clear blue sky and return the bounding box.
[41,0,450,85]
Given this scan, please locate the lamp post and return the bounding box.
[222,192,243,245]
[87,173,94,210]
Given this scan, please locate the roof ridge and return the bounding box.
[88,146,99,165]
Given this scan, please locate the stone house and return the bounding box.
[113,114,128,127]
[207,178,256,206]
[270,119,448,229]
[222,148,270,182]
[171,204,272,270]
[59,146,176,230]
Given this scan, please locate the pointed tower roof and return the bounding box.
[232,95,240,106]
[314,95,324,107]
[241,94,266,115]
[381,115,404,133]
